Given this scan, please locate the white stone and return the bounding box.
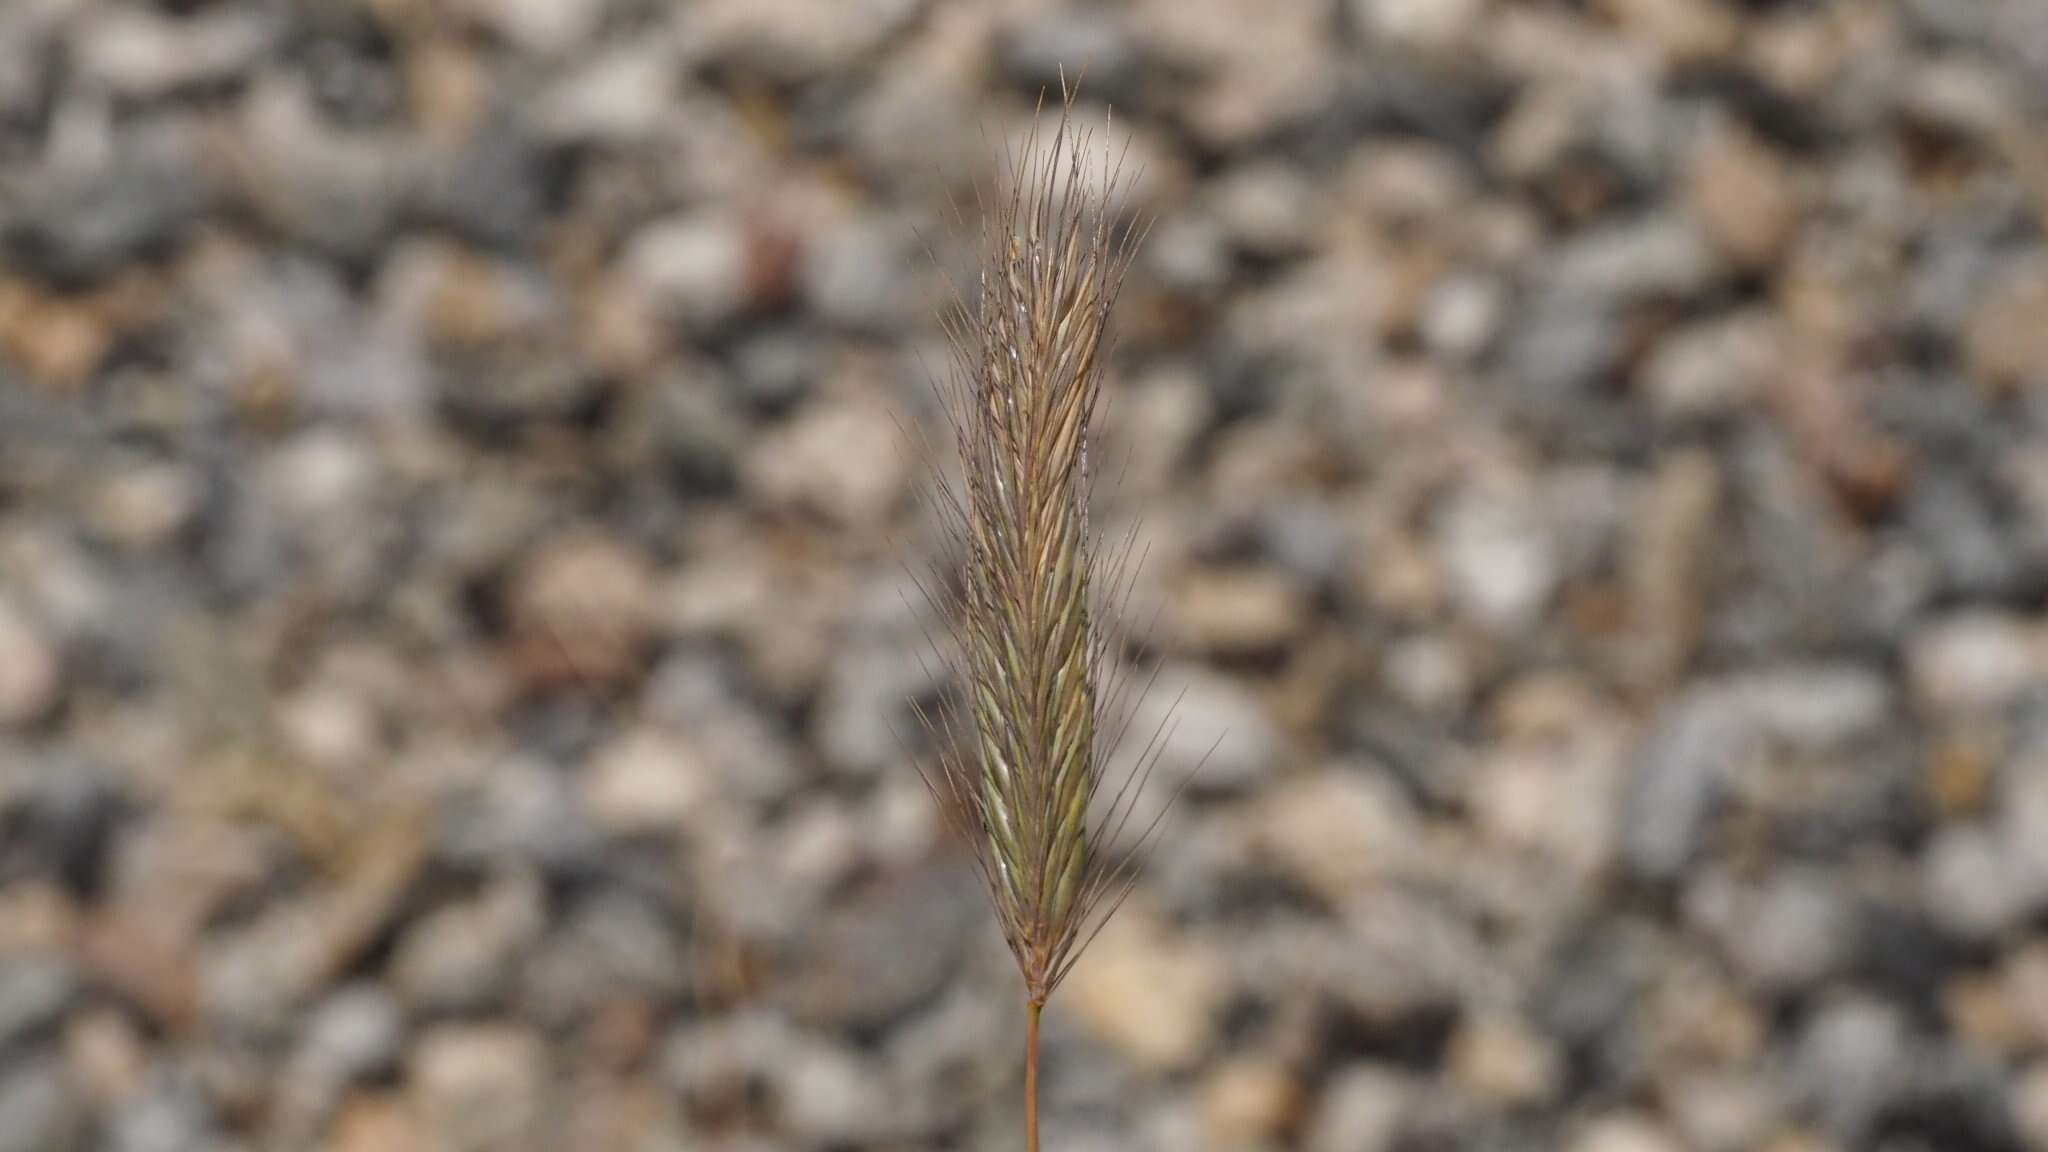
[583,728,711,837]
[1356,0,1486,51]
[1909,611,2038,714]
[1438,481,1560,633]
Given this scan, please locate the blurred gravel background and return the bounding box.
[4,1,2048,1150]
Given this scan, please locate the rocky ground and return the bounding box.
[4,0,2048,1150]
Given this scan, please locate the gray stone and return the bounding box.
[522,893,687,1024]
[4,115,218,279]
[2001,752,2048,914]
[1146,211,1232,296]
[1550,215,1720,306]
[1622,689,1746,881]
[1922,824,2021,940]
[1210,162,1323,258]
[683,0,921,82]
[1793,996,1911,1144]
[665,1010,801,1110]
[73,8,273,100]
[1102,665,1279,816]
[779,1039,892,1146]
[452,0,608,55]
[410,123,541,246]
[236,77,408,258]
[392,873,545,1014]
[999,11,1139,101]
[107,1073,218,1152]
[0,957,74,1051]
[802,215,912,332]
[1642,312,1778,426]
[534,43,674,146]
[787,862,980,1032]
[728,327,817,414]
[439,755,600,874]
[298,984,402,1085]
[0,1056,83,1152]
[1693,868,1858,994]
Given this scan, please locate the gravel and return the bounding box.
[3,0,2045,1148]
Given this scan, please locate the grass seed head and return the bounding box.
[909,86,1178,1007]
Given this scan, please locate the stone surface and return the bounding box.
[1304,1065,1412,1152]
[1,2,2046,1149]
[0,596,59,728]
[410,1025,548,1152]
[1063,902,1225,1072]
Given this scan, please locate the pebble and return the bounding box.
[2013,1062,2048,1151]
[999,10,1139,100]
[786,862,980,1033]
[452,0,607,56]
[288,984,403,1095]
[1198,1057,1302,1150]
[1102,665,1280,811]
[1063,901,1225,1072]
[1602,0,1741,63]
[3,0,2047,1147]
[1210,162,1324,259]
[1792,996,1910,1143]
[533,44,673,147]
[1448,1012,1564,1107]
[1643,311,1778,425]
[0,596,59,728]
[506,529,658,691]
[1422,272,1506,362]
[1999,760,2048,914]
[391,873,544,1015]
[0,957,75,1050]
[1967,257,2048,392]
[581,727,712,839]
[1254,767,1416,903]
[1693,868,1857,994]
[74,7,272,100]
[0,1056,84,1152]
[1907,611,2040,715]
[623,214,751,332]
[1921,823,2021,940]
[745,391,907,529]
[1355,0,1487,53]
[410,1025,549,1152]
[522,893,687,1024]
[1167,566,1307,655]
[1623,688,1745,881]
[777,1039,891,1147]
[1304,1065,1412,1152]
[1437,479,1561,633]
[1573,1113,1687,1152]
[684,0,918,82]
[801,215,911,332]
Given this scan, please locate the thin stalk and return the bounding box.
[1025,1000,1043,1152]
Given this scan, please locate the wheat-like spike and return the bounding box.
[912,82,1155,1016]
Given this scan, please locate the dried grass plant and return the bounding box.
[903,86,1193,1152]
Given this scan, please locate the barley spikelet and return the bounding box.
[906,88,1185,1015]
